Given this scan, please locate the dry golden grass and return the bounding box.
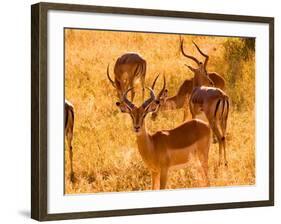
[64,29,255,194]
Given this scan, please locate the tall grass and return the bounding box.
[64,29,255,194]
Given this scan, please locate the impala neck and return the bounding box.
[135,120,154,161]
[165,96,178,109]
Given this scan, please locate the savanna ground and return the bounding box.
[64,29,255,194]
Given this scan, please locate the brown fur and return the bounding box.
[151,73,225,121]
[208,72,225,90]
[189,87,229,167]
[107,53,146,101]
[117,88,211,189]
[180,39,229,167]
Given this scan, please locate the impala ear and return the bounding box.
[187,65,196,72]
[163,89,168,97]
[184,64,196,72]
[116,101,131,113]
[157,89,168,100]
[146,100,160,113]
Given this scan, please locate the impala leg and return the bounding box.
[189,101,197,119]
[216,118,227,167]
[200,157,210,186]
[221,110,228,167]
[182,101,189,121]
[197,136,210,186]
[183,109,187,121]
[151,171,160,190]
[222,136,227,167]
[160,168,168,189]
[218,140,223,168]
[211,122,224,168]
[67,132,74,182]
[212,130,218,143]
[198,162,209,187]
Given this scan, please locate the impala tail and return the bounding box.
[214,95,229,137]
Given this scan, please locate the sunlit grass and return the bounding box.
[64,29,255,194]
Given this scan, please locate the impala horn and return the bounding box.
[122,88,135,109]
[142,87,156,108]
[107,64,116,88]
[180,38,200,65]
[192,41,209,69]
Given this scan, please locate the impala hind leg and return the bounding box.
[151,171,160,190]
[197,136,210,186]
[221,136,227,167]
[201,155,210,186]
[215,134,227,168]
[212,130,218,143]
[189,102,200,119]
[198,161,210,187]
[197,157,210,186]
[160,168,168,189]
[182,101,190,121]
[210,121,225,168]
[221,111,228,167]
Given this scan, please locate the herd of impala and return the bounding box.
[65,37,230,189]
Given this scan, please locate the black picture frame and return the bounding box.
[31,2,274,221]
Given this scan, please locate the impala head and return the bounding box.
[150,74,168,121]
[116,87,162,133]
[180,38,214,87]
[107,64,127,99]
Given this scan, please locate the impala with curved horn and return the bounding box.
[107,53,147,101]
[180,38,225,90]
[180,38,229,167]
[116,79,211,190]
[65,100,75,182]
[151,39,226,122]
[189,87,229,167]
[150,75,224,122]
[150,75,193,121]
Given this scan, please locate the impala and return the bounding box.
[116,86,211,190]
[150,75,224,121]
[65,100,75,182]
[180,39,230,167]
[180,38,225,90]
[107,53,147,101]
[151,75,193,121]
[189,86,229,167]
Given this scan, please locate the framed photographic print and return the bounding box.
[31,2,274,221]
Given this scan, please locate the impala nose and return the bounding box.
[134,126,141,132]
